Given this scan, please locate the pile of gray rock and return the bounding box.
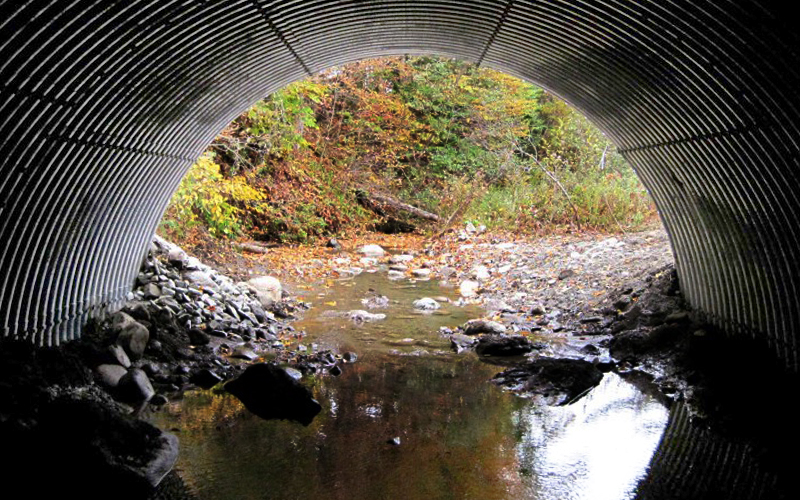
[89,237,324,409]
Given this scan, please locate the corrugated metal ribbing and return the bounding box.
[1,1,800,368]
[636,404,780,499]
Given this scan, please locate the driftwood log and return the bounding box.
[356,189,441,222]
[234,241,277,254]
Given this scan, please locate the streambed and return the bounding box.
[150,270,669,500]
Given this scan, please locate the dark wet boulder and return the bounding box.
[492,358,604,405]
[475,335,539,357]
[187,328,211,346]
[190,368,224,389]
[5,388,179,499]
[118,368,156,403]
[225,363,322,426]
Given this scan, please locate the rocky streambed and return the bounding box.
[2,227,794,499]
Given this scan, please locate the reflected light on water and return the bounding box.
[514,373,669,499]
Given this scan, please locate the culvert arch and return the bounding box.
[1,0,800,370]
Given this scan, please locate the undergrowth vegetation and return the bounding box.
[160,56,657,244]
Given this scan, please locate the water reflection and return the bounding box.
[512,374,669,500]
[151,273,670,499]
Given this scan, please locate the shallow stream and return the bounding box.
[151,271,670,499]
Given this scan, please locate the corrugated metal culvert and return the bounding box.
[1,1,799,372]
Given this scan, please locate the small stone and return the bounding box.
[343,352,358,363]
[150,394,169,406]
[389,254,414,264]
[411,268,431,278]
[329,365,343,377]
[558,269,575,280]
[472,266,490,280]
[387,437,401,446]
[666,311,691,323]
[530,304,546,315]
[105,344,131,368]
[284,367,303,380]
[326,238,342,250]
[413,298,441,311]
[388,270,405,280]
[230,346,259,361]
[96,364,128,388]
[246,276,283,307]
[358,244,385,257]
[111,312,150,361]
[187,328,211,346]
[459,280,480,297]
[142,283,162,299]
[190,369,224,389]
[347,310,386,322]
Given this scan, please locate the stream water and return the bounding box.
[151,271,670,500]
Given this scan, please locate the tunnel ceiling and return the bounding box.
[1,0,799,366]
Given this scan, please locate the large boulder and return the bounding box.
[225,363,322,426]
[247,276,283,307]
[111,312,150,361]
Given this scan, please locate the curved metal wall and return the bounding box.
[1,1,799,364]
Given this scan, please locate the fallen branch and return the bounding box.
[356,190,441,222]
[234,241,278,254]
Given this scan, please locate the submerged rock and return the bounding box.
[413,297,441,311]
[348,310,386,322]
[462,319,506,335]
[225,363,322,426]
[361,294,390,309]
[492,358,603,405]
